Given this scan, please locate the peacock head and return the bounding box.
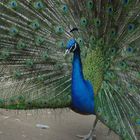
[65,38,79,55]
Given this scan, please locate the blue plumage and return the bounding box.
[66,39,95,115]
[66,38,77,50]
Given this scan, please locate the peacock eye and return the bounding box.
[44,101,47,105]
[27,101,32,105]
[104,119,108,123]
[89,36,96,44]
[14,70,22,79]
[18,95,24,101]
[94,18,101,27]
[35,36,45,46]
[126,47,133,53]
[107,6,113,14]
[128,48,131,52]
[61,4,68,13]
[111,48,116,53]
[9,27,19,36]
[110,28,117,37]
[128,84,135,90]
[9,0,18,9]
[105,71,116,80]
[105,60,110,69]
[10,98,15,103]
[110,47,117,56]
[97,107,102,115]
[116,127,120,134]
[118,61,128,70]
[98,38,104,46]
[118,87,121,92]
[25,59,34,68]
[0,50,10,60]
[57,41,65,48]
[17,40,26,50]
[80,17,88,27]
[122,0,129,5]
[122,129,127,136]
[136,119,140,125]
[90,36,95,41]
[55,26,64,34]
[34,23,37,27]
[128,23,135,32]
[11,2,16,6]
[104,117,109,124]
[34,1,44,10]
[129,113,134,117]
[77,37,84,46]
[42,52,48,61]
[30,20,40,30]
[128,83,138,93]
[111,30,115,34]
[86,1,94,10]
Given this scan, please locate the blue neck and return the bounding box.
[71,47,95,114]
[72,48,84,81]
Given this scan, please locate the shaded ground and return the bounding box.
[0,109,119,140]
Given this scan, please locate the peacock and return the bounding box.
[0,0,140,139]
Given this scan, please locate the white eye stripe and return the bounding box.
[65,49,70,54]
[69,46,73,51]
[73,43,77,51]
[69,43,77,52]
